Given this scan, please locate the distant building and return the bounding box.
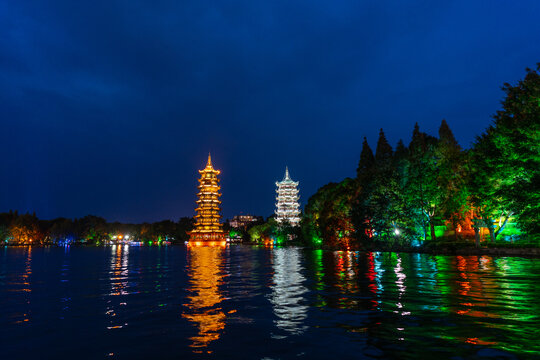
[229,215,263,229]
[275,167,301,226]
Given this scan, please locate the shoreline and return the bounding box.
[316,245,540,258]
[5,243,540,258]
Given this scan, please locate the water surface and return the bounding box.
[1,246,539,359]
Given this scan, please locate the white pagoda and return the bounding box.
[275,167,301,226]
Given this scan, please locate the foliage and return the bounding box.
[301,64,538,249]
[0,212,195,245]
[490,64,540,235]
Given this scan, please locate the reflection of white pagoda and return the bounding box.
[269,248,308,335]
[275,167,301,226]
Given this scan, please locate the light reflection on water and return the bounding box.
[106,245,130,330]
[269,247,308,336]
[182,246,226,353]
[0,246,539,359]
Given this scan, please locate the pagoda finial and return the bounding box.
[207,152,212,167]
[284,166,290,181]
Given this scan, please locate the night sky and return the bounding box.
[1,1,539,223]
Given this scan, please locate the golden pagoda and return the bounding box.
[188,154,227,246]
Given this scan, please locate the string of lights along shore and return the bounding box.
[188,154,226,246]
[275,167,301,227]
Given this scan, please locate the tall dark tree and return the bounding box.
[375,128,393,163]
[369,129,397,239]
[405,123,439,241]
[436,119,468,239]
[353,138,376,242]
[357,137,375,178]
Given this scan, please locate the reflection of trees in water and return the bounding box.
[269,247,308,336]
[333,251,361,309]
[183,247,226,353]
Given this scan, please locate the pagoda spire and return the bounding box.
[207,152,213,168]
[284,166,290,181]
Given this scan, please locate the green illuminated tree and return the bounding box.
[405,123,439,241]
[490,64,540,236]
[468,130,512,244]
[76,215,107,244]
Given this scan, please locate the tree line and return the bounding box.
[250,64,539,249]
[0,211,195,245]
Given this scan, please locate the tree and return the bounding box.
[468,130,512,244]
[436,119,468,239]
[357,137,375,178]
[368,129,398,240]
[248,218,278,243]
[76,215,107,244]
[490,64,540,236]
[405,123,439,241]
[49,218,76,244]
[352,138,376,242]
[9,213,42,244]
[175,217,194,244]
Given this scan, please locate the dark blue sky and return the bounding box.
[1,1,539,223]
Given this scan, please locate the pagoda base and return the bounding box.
[188,232,227,247]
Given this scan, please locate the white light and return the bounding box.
[394,229,400,236]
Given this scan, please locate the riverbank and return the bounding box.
[319,243,540,258]
[5,243,540,258]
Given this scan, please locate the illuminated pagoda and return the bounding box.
[189,154,226,245]
[275,167,301,227]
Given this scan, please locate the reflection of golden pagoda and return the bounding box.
[183,247,226,353]
[189,154,226,245]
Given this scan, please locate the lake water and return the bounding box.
[1,246,539,359]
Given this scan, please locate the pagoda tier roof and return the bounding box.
[276,166,299,185]
[197,190,221,196]
[197,193,221,200]
[197,153,221,174]
[196,198,222,202]
[276,181,299,187]
[198,168,220,175]
[198,179,220,185]
[190,229,224,234]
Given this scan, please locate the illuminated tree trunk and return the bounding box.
[429,220,436,242]
[487,224,496,243]
[473,225,481,248]
[494,211,512,240]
